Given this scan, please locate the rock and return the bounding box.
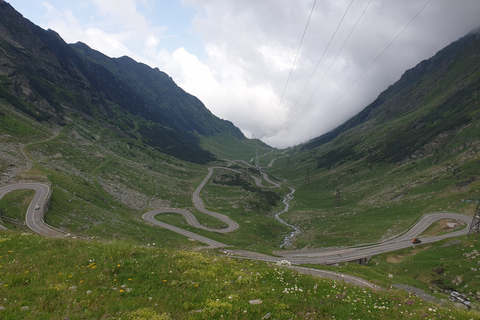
[262,313,272,319]
[442,239,461,248]
[393,284,440,304]
[453,302,469,310]
[249,299,263,305]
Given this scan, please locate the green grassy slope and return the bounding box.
[0,231,476,319]
[200,133,272,163]
[0,102,207,248]
[0,100,289,252]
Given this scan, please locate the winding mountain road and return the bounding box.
[0,158,473,289]
[270,212,472,265]
[0,183,64,237]
[143,163,283,238]
[140,159,473,266]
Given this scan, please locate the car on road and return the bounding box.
[35,205,40,210]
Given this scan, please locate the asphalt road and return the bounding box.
[191,167,240,233]
[142,209,229,248]
[142,161,473,263]
[251,212,472,265]
[0,183,64,237]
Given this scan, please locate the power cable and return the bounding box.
[273,0,354,143]
[268,0,317,132]
[281,0,372,144]
[298,0,432,144]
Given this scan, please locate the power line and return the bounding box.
[268,0,317,132]
[299,0,432,143]
[273,0,354,144]
[281,0,372,144]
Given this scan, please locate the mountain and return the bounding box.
[0,1,246,164]
[267,28,480,251]
[302,29,480,167]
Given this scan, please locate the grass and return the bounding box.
[0,104,49,140]
[266,143,480,249]
[0,190,34,222]
[0,231,477,319]
[201,133,271,163]
[419,219,467,237]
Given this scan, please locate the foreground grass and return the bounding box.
[0,231,477,319]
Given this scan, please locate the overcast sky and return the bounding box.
[7,0,480,148]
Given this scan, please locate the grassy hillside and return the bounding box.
[200,133,272,163]
[0,100,290,252]
[0,231,476,319]
[0,101,206,248]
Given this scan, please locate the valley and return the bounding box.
[1,1,480,318]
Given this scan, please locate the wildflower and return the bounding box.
[119,289,124,293]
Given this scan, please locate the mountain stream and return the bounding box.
[274,187,300,247]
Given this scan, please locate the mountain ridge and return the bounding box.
[0,1,246,164]
[302,28,480,163]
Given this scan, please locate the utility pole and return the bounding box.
[467,201,480,240]
[305,168,310,184]
[334,188,341,208]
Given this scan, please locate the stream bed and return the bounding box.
[274,187,300,247]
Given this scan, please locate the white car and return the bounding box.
[35,205,40,210]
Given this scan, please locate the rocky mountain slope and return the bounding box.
[0,1,246,164]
